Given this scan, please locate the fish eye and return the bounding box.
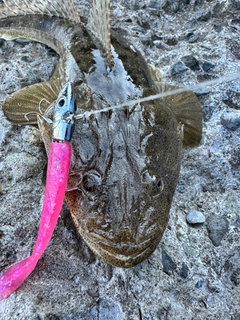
[82,170,102,192]
[58,97,66,107]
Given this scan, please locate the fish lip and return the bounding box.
[82,231,159,268]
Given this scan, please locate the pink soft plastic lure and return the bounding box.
[0,82,76,300]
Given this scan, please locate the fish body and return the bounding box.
[0,1,202,267]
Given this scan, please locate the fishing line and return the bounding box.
[74,73,240,120]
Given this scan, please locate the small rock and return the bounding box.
[195,279,206,289]
[162,249,177,275]
[197,74,217,82]
[220,111,240,130]
[196,10,211,22]
[164,36,177,46]
[206,215,229,246]
[21,55,33,62]
[194,87,211,96]
[181,55,200,71]
[202,61,215,72]
[186,209,206,225]
[99,299,124,320]
[171,61,188,76]
[185,32,199,43]
[222,89,240,109]
[179,262,189,279]
[214,24,223,32]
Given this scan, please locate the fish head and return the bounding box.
[66,93,183,268]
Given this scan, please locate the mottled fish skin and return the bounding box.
[0,2,202,267]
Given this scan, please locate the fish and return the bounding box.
[0,0,202,268]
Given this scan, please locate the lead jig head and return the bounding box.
[52,82,76,142]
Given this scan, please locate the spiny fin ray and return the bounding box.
[157,83,202,147]
[88,0,112,63]
[0,0,80,23]
[2,80,62,125]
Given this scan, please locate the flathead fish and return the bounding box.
[0,0,202,267]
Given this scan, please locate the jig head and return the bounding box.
[52,82,76,142]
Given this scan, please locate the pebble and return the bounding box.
[193,86,211,96]
[181,55,200,71]
[222,89,240,109]
[195,278,206,289]
[206,215,229,246]
[186,209,206,225]
[214,24,223,32]
[162,249,177,275]
[202,61,215,72]
[196,10,211,22]
[179,262,189,279]
[185,32,199,43]
[98,299,124,320]
[171,61,188,76]
[220,111,240,131]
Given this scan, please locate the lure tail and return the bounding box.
[0,82,75,300]
[0,142,72,300]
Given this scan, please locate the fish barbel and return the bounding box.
[0,0,202,268]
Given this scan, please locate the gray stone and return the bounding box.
[186,209,206,225]
[162,249,177,275]
[220,111,240,130]
[202,61,215,72]
[171,61,188,76]
[193,86,211,96]
[181,55,200,71]
[179,262,189,279]
[206,215,229,246]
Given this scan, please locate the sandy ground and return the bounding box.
[0,0,240,319]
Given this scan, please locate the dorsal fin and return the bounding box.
[0,0,81,23]
[87,0,112,63]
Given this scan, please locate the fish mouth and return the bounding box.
[81,231,160,268]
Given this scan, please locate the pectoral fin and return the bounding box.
[2,79,62,126]
[156,83,202,147]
